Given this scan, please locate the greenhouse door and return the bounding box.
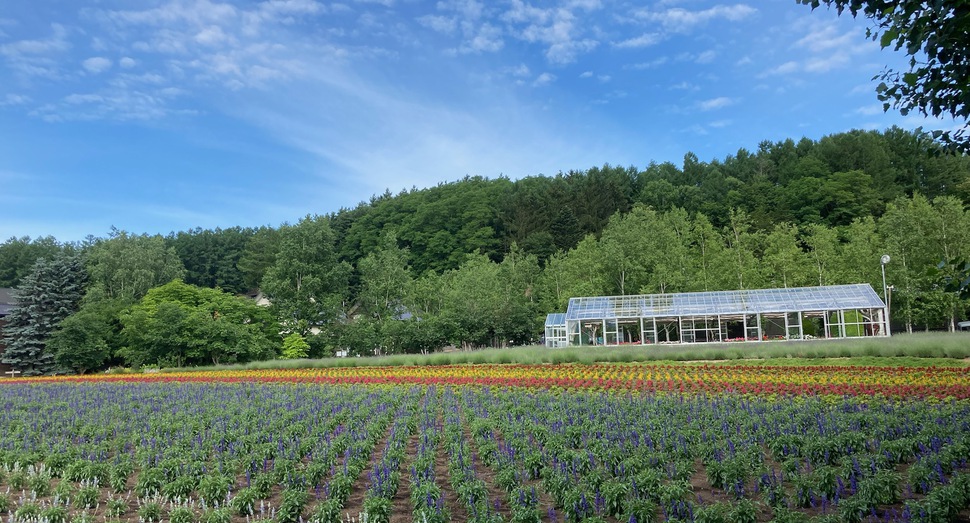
[640,317,657,344]
[743,314,761,341]
[604,319,619,346]
[785,312,803,339]
[567,321,582,346]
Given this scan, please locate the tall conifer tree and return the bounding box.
[1,253,87,375]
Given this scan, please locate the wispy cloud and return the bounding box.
[854,104,884,116]
[533,72,555,86]
[0,23,71,79]
[697,96,735,111]
[695,50,716,64]
[760,19,874,78]
[613,33,661,49]
[624,57,668,70]
[670,81,698,91]
[633,4,756,33]
[0,93,30,106]
[417,14,457,34]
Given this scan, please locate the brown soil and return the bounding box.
[434,410,469,522]
[339,421,394,520]
[387,431,420,523]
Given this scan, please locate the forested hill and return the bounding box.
[3,126,970,371]
[332,126,969,274]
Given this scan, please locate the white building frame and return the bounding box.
[544,313,568,348]
[548,284,889,347]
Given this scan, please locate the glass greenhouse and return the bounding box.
[544,284,889,347]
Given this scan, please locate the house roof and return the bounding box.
[0,288,15,317]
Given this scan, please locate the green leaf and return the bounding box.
[879,29,898,47]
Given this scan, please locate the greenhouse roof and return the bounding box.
[564,284,885,321]
[545,313,566,327]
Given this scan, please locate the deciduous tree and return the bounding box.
[119,280,277,367]
[260,216,351,335]
[85,229,185,302]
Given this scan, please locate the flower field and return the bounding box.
[1,363,970,523]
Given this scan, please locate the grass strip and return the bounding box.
[158,332,970,373]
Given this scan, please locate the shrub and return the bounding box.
[169,505,195,523]
[138,499,164,522]
[105,496,128,517]
[76,483,101,509]
[41,504,69,523]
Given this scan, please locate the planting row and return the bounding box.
[0,382,969,522]
[7,363,970,398]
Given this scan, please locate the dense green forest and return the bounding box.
[2,127,970,374]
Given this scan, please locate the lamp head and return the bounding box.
[880,254,891,265]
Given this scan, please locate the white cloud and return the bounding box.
[635,4,757,33]
[417,15,457,34]
[82,56,112,73]
[854,104,884,116]
[101,0,237,28]
[194,25,231,46]
[437,0,485,20]
[533,72,555,86]
[579,70,593,78]
[460,23,503,53]
[119,57,137,68]
[697,96,734,111]
[793,23,858,53]
[614,33,661,49]
[566,0,601,9]
[0,23,71,79]
[545,38,597,64]
[0,23,70,56]
[804,53,850,73]
[761,60,799,76]
[64,93,106,104]
[695,50,716,63]
[759,19,875,78]
[506,63,531,77]
[0,94,30,107]
[503,1,599,64]
[625,57,668,70]
[259,0,325,16]
[37,88,195,122]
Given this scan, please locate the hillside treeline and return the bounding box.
[2,127,969,374]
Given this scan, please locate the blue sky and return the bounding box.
[0,0,957,241]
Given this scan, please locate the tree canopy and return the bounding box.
[119,280,278,367]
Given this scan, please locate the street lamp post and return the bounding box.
[881,255,891,336]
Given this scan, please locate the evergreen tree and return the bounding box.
[1,253,87,375]
[550,207,583,252]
